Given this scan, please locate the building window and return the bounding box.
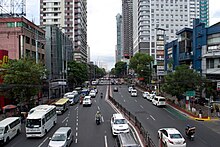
[25,36,30,44]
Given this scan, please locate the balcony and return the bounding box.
[179,52,193,61]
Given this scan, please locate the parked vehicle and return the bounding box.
[131,89,137,97]
[128,87,133,93]
[114,87,118,92]
[0,117,21,145]
[152,96,166,107]
[147,93,155,101]
[142,92,150,99]
[48,127,73,147]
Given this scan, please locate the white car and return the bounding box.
[131,89,137,97]
[158,128,186,147]
[128,86,133,93]
[152,96,166,107]
[83,96,92,106]
[111,113,129,136]
[89,90,96,98]
[142,92,150,99]
[64,91,78,98]
[147,94,155,101]
[48,127,73,147]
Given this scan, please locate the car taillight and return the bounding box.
[168,139,174,144]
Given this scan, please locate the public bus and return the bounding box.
[54,98,69,114]
[26,105,57,138]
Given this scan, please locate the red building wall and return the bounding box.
[0,50,9,109]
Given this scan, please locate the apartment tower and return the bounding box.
[133,0,204,76]
[116,13,123,62]
[122,0,133,59]
[40,0,87,62]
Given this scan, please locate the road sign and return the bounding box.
[185,91,195,96]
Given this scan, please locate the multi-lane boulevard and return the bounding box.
[111,84,220,147]
[4,83,220,147]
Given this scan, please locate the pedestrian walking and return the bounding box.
[199,108,202,118]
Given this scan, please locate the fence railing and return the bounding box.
[108,95,156,147]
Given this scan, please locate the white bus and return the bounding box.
[26,105,57,138]
[0,117,21,145]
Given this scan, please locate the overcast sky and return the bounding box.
[25,0,220,70]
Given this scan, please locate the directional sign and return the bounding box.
[185,91,195,97]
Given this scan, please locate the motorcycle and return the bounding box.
[185,126,196,141]
[100,93,103,99]
[96,116,101,125]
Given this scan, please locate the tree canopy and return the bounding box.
[129,53,154,83]
[1,58,46,105]
[114,61,127,77]
[161,64,203,99]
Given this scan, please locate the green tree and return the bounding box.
[1,58,46,105]
[115,61,127,77]
[68,61,88,88]
[129,53,153,83]
[161,64,203,99]
[110,68,116,75]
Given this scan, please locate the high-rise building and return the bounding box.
[133,0,203,76]
[116,13,123,62]
[122,0,133,59]
[200,0,209,27]
[40,0,87,62]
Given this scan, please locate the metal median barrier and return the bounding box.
[108,95,156,147]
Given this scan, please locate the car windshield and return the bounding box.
[114,119,126,124]
[26,119,41,128]
[51,134,66,141]
[84,98,90,101]
[170,133,182,139]
[0,128,4,134]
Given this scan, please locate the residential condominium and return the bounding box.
[40,0,88,63]
[132,0,208,76]
[122,0,133,59]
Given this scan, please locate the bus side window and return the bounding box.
[42,118,45,125]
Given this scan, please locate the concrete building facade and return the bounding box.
[116,13,123,62]
[122,0,133,59]
[0,17,45,62]
[132,0,205,76]
[40,0,87,63]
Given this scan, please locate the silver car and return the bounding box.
[48,127,73,147]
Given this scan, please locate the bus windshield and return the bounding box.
[26,119,41,128]
[55,105,64,110]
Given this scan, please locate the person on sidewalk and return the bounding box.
[211,106,214,117]
[199,108,203,118]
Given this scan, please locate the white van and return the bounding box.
[0,117,21,145]
[152,96,166,107]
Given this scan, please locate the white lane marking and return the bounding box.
[124,99,126,102]
[98,106,100,110]
[104,135,108,147]
[38,137,48,147]
[94,100,97,103]
[62,117,69,123]
[75,107,78,110]
[102,116,104,122]
[76,127,78,131]
[65,123,67,126]
[135,100,137,102]
[150,115,155,121]
[76,119,78,122]
[140,105,144,109]
[75,138,78,143]
[121,95,123,98]
[76,132,78,137]
[76,122,78,126]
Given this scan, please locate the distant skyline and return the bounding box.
[23,0,220,70]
